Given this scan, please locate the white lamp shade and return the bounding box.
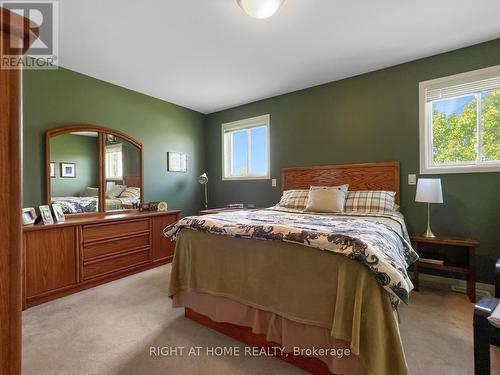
[237,0,284,19]
[415,178,443,204]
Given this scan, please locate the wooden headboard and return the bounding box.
[282,161,400,204]
[123,175,141,188]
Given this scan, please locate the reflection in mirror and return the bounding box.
[104,134,141,211]
[50,131,99,214]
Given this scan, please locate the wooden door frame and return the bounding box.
[0,8,39,375]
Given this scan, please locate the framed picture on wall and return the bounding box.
[167,152,187,172]
[50,162,55,178]
[60,162,76,178]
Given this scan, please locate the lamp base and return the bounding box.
[421,202,437,238]
[421,227,436,238]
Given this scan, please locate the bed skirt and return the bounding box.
[173,290,368,375]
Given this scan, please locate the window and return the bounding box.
[222,114,270,180]
[105,143,123,180]
[419,65,500,174]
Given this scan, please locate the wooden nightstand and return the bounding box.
[410,235,479,302]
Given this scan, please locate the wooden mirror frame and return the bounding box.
[45,124,144,215]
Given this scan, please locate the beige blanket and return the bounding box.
[169,229,408,375]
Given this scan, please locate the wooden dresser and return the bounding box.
[22,210,180,309]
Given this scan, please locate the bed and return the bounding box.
[164,161,417,375]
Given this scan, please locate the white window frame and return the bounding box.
[419,64,500,174]
[222,114,271,181]
[105,143,123,180]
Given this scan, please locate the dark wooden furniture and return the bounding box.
[22,210,179,309]
[0,8,38,375]
[185,162,401,375]
[410,235,478,302]
[46,124,144,214]
[473,258,500,375]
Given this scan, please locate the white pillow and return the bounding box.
[304,185,348,213]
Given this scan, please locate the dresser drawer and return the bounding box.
[83,249,150,280]
[83,218,150,243]
[83,233,150,260]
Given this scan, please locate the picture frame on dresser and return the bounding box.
[51,203,65,223]
[21,208,37,225]
[38,205,54,224]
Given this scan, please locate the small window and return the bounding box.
[105,143,123,180]
[222,115,270,180]
[419,65,500,174]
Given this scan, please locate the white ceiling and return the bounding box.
[57,0,500,114]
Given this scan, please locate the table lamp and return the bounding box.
[415,178,443,238]
[198,173,208,209]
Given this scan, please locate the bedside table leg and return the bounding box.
[468,246,476,303]
[413,260,419,292]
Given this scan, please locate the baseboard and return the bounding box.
[408,271,495,297]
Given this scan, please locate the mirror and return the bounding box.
[49,131,100,214]
[46,125,143,215]
[104,134,142,212]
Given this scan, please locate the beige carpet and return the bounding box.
[23,265,500,375]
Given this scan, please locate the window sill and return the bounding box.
[222,176,270,181]
[420,164,500,175]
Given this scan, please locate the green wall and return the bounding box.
[23,67,205,216]
[50,133,99,197]
[205,38,500,283]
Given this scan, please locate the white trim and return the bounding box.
[419,64,500,175]
[422,64,500,96]
[221,114,271,181]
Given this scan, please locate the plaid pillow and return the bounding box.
[345,191,396,215]
[277,190,309,210]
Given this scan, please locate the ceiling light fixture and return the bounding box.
[236,0,284,19]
